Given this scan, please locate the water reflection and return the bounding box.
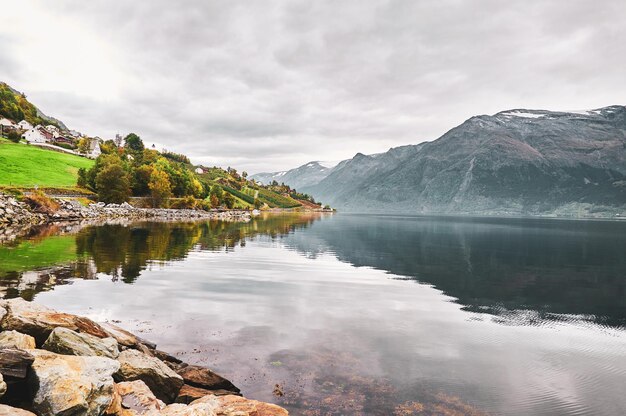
[1,214,625,415]
[0,213,321,297]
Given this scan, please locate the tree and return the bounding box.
[253,198,262,209]
[210,185,224,201]
[148,169,172,208]
[209,194,219,208]
[77,168,88,188]
[77,138,90,154]
[124,133,144,153]
[223,192,235,209]
[242,171,248,179]
[95,162,131,203]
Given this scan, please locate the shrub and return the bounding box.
[23,191,60,214]
[7,131,21,143]
[170,196,198,209]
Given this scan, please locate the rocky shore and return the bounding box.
[0,194,252,227]
[0,298,288,415]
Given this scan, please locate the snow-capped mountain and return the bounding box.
[250,161,337,191]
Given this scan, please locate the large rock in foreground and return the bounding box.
[43,327,119,359]
[0,404,36,415]
[194,394,289,416]
[171,363,239,394]
[0,330,36,350]
[28,349,120,416]
[115,349,184,403]
[0,298,109,345]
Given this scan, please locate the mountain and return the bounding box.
[299,106,626,217]
[250,161,336,191]
[0,82,68,130]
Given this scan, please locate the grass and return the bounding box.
[0,142,94,188]
[245,187,302,208]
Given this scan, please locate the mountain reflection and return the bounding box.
[282,215,626,327]
[1,213,625,327]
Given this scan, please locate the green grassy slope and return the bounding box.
[0,142,93,188]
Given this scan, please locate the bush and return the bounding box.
[170,196,198,209]
[23,191,60,214]
[7,131,21,143]
[96,163,131,204]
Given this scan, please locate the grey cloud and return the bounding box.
[2,0,625,173]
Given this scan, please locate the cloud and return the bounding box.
[1,0,625,173]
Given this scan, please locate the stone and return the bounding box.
[43,327,119,358]
[0,348,35,379]
[100,322,157,349]
[0,404,37,416]
[28,349,120,416]
[172,363,239,394]
[193,395,289,416]
[160,400,218,416]
[0,373,6,398]
[0,298,109,345]
[111,380,166,414]
[0,330,36,350]
[115,349,184,403]
[175,384,235,404]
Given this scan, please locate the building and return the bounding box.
[195,167,206,174]
[54,135,74,145]
[44,125,61,138]
[17,120,33,130]
[0,117,15,128]
[22,125,53,143]
[86,138,101,158]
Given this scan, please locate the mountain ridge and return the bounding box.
[263,106,626,217]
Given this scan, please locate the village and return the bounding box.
[0,116,101,159]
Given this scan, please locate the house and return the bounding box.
[195,167,206,174]
[44,125,61,138]
[86,137,101,158]
[54,135,74,145]
[17,120,33,130]
[22,125,54,143]
[68,130,81,138]
[0,117,15,128]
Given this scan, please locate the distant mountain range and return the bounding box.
[253,106,626,217]
[250,161,336,190]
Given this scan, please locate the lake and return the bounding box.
[1,213,625,415]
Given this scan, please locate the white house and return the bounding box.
[86,138,101,158]
[195,167,205,174]
[17,120,33,130]
[44,125,61,138]
[22,125,53,143]
[0,117,15,128]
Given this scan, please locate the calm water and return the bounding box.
[1,213,625,415]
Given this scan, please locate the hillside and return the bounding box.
[297,106,626,217]
[0,82,66,129]
[0,139,93,188]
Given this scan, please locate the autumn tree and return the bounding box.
[148,169,172,208]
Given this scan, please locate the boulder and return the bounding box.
[160,400,218,416]
[115,349,183,403]
[0,373,6,398]
[193,395,289,416]
[43,327,119,358]
[99,322,156,349]
[0,330,36,350]
[0,298,109,345]
[0,404,37,416]
[28,349,120,416]
[175,384,234,404]
[0,348,35,379]
[171,363,239,394]
[109,380,165,414]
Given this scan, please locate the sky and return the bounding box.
[1,0,625,174]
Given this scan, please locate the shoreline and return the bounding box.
[0,298,289,415]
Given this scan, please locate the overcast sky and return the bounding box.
[2,1,625,173]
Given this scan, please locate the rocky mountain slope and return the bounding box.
[299,106,626,216]
[251,161,335,190]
